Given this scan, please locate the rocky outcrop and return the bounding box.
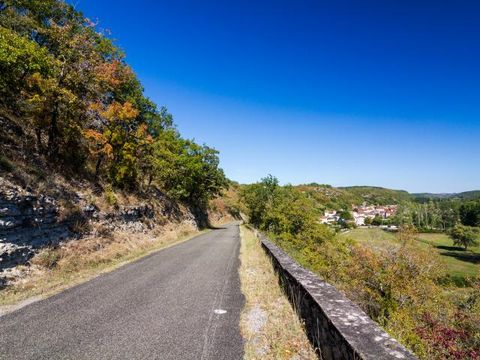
[0,182,69,270]
[0,177,196,275]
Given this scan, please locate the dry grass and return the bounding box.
[239,225,317,360]
[0,222,204,310]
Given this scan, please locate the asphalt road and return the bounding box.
[0,223,245,360]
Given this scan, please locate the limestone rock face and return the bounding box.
[0,177,197,279]
[0,179,68,271]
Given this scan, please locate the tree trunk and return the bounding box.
[95,154,104,180]
[48,103,59,159]
[35,128,43,154]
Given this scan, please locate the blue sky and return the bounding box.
[71,0,479,192]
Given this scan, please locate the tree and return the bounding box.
[1,1,125,164]
[372,214,384,226]
[338,209,353,221]
[152,132,227,208]
[1,0,228,212]
[459,201,480,227]
[240,175,278,227]
[0,26,57,112]
[240,176,334,247]
[450,225,479,251]
[264,185,319,236]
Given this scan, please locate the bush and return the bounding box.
[69,219,92,235]
[104,186,118,207]
[33,248,61,269]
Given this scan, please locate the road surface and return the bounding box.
[0,223,244,359]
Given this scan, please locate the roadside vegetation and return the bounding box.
[241,176,480,360]
[239,225,317,360]
[341,228,479,285]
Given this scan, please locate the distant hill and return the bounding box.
[412,191,480,201]
[339,186,412,204]
[296,184,412,210]
[296,184,480,210]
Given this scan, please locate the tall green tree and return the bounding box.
[459,201,480,227]
[240,175,278,227]
[450,225,479,251]
[153,133,227,207]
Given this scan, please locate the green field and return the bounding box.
[341,228,479,285]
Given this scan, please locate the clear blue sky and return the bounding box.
[71,0,479,193]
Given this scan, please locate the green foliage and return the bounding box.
[344,228,479,287]
[371,214,384,226]
[295,184,412,213]
[339,186,412,204]
[103,185,118,207]
[393,201,460,231]
[242,176,336,250]
[459,200,480,227]
[0,25,57,109]
[240,175,279,228]
[450,225,480,251]
[242,176,335,252]
[338,209,353,220]
[297,184,478,235]
[242,176,480,359]
[149,130,227,207]
[0,0,227,209]
[413,190,480,201]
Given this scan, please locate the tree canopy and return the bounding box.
[0,0,227,209]
[450,225,479,251]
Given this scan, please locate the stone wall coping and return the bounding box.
[258,232,418,360]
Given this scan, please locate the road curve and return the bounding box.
[0,223,244,360]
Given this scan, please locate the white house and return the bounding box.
[320,210,339,224]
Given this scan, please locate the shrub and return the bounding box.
[33,248,61,269]
[104,186,118,207]
[69,219,92,235]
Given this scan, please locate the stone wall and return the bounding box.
[258,232,417,360]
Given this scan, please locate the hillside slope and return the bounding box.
[0,1,236,294]
[413,190,480,200]
[296,184,412,210]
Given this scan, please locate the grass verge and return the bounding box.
[0,222,206,312]
[239,225,317,360]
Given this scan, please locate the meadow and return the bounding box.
[341,228,480,285]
